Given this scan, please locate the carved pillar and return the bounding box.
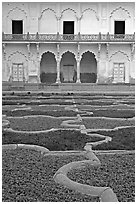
[56,16,61,33]
[27,43,30,82]
[36,43,40,83]
[56,44,61,83]
[106,43,109,77]
[96,43,101,83]
[77,16,81,34]
[76,43,81,83]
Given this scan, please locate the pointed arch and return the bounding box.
[39,8,57,34]
[7,7,27,18]
[39,8,57,20]
[8,51,28,62]
[80,50,98,61]
[110,6,131,18]
[109,50,130,62]
[40,50,57,62]
[61,8,77,18]
[60,50,77,61]
[81,8,99,21]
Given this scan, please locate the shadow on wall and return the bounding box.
[40,72,57,83]
[80,73,97,83]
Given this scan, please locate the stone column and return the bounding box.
[56,44,61,83]
[56,16,61,34]
[76,43,81,83]
[27,43,30,82]
[36,43,41,83]
[76,60,81,83]
[106,43,109,78]
[96,43,101,83]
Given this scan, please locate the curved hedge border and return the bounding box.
[2,144,49,154]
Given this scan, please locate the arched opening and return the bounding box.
[40,52,57,83]
[80,51,97,83]
[60,51,77,83]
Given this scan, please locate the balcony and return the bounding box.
[2,32,135,43]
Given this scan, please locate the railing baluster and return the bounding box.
[2,33,135,42]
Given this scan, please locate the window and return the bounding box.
[12,20,23,34]
[63,21,74,34]
[114,21,125,35]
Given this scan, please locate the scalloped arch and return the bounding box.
[81,8,99,21]
[80,50,98,61]
[40,51,57,62]
[110,6,131,18]
[39,8,57,20]
[7,7,27,18]
[8,51,28,61]
[109,50,130,62]
[61,8,77,18]
[60,51,77,61]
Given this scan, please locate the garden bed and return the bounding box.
[90,127,135,150]
[82,117,135,129]
[3,109,77,117]
[2,127,134,151]
[2,99,74,106]
[2,149,99,202]
[83,109,135,118]
[2,129,104,151]
[68,153,135,202]
[7,116,63,131]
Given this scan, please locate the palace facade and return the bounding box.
[2,2,135,87]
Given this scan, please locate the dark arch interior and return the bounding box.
[80,51,97,83]
[60,51,77,83]
[40,52,57,83]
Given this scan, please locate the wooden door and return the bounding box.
[12,63,24,82]
[113,63,125,83]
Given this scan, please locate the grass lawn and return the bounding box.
[2,149,134,202]
[82,117,135,129]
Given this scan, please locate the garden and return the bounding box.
[2,92,135,202]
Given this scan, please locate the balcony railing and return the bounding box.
[2,32,135,42]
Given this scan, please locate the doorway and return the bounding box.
[113,63,125,83]
[114,21,125,35]
[12,20,23,34]
[63,21,74,34]
[12,63,24,82]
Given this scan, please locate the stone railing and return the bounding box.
[2,32,135,42]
